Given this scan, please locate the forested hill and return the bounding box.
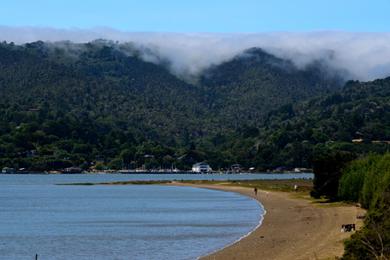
[1,40,381,171]
[251,78,390,169]
[200,47,344,127]
[0,40,207,143]
[0,41,209,170]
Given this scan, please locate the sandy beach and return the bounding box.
[169,183,363,260]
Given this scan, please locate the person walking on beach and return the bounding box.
[254,187,258,196]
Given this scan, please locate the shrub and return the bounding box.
[340,153,390,259]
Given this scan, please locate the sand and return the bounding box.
[169,183,364,260]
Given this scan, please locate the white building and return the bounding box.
[192,162,212,173]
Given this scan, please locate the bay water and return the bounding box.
[0,174,271,260]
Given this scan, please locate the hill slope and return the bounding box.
[0,41,210,170]
[0,41,368,171]
[200,48,344,127]
[250,78,390,169]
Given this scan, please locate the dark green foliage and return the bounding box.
[310,150,356,199]
[200,48,342,127]
[339,154,390,209]
[338,159,368,202]
[0,41,389,171]
[339,154,390,259]
[0,41,207,170]
[253,78,390,169]
[0,41,347,171]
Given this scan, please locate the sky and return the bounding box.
[0,0,389,32]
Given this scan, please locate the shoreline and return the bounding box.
[197,188,267,259]
[168,182,364,260]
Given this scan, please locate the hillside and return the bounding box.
[1,41,383,171]
[200,48,344,127]
[0,41,208,170]
[251,78,390,169]
[0,41,207,140]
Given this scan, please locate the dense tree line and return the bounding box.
[340,154,389,259]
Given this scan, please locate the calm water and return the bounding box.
[0,175,267,260]
[0,172,313,185]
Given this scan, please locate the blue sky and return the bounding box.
[0,0,389,32]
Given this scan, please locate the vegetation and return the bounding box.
[338,154,390,259]
[200,47,343,127]
[253,78,390,169]
[0,41,389,172]
[310,150,356,200]
[308,151,389,258]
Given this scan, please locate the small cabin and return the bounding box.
[192,162,212,173]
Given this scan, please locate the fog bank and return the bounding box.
[1,26,390,81]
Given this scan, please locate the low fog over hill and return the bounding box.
[1,26,390,81]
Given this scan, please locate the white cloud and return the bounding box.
[1,26,390,81]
